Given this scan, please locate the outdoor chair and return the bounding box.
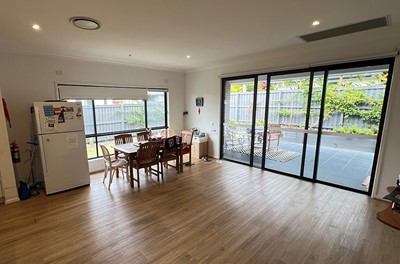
[267,124,281,151]
[100,145,128,190]
[132,141,162,188]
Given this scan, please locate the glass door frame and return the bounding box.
[220,75,259,167]
[312,60,394,195]
[220,57,395,195]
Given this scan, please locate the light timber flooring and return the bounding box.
[0,158,399,264]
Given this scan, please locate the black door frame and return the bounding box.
[220,57,395,195]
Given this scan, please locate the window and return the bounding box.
[69,91,168,159]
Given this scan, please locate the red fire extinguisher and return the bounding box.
[10,141,21,163]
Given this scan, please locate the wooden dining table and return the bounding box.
[112,140,185,188]
[112,143,140,188]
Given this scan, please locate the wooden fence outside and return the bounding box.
[228,86,385,129]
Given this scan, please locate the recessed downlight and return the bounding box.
[186,55,191,59]
[32,24,40,30]
[70,16,101,30]
[312,20,320,26]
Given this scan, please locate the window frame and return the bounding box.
[71,90,168,159]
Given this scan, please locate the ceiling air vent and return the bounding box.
[299,16,390,42]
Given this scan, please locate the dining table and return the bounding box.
[112,143,140,188]
[112,140,185,188]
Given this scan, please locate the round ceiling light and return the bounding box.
[70,16,101,30]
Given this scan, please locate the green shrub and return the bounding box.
[333,126,376,135]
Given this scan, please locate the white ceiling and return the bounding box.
[0,0,400,71]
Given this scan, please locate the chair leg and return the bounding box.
[156,163,160,181]
[108,169,114,190]
[103,166,108,183]
[125,164,129,182]
[120,166,125,179]
[189,152,192,166]
[176,156,180,173]
[159,162,163,180]
[160,162,164,180]
[136,168,140,189]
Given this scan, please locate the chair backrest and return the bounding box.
[161,128,175,138]
[114,134,133,145]
[181,130,193,145]
[137,131,150,141]
[136,141,161,167]
[100,145,112,165]
[268,124,281,134]
[162,136,179,156]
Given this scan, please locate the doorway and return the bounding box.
[221,58,394,194]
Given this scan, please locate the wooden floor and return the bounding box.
[1,159,399,264]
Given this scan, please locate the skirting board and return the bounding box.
[5,197,20,204]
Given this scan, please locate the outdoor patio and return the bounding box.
[223,140,373,192]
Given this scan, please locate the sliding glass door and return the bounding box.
[303,71,325,179]
[264,72,311,176]
[222,77,255,165]
[221,58,393,194]
[315,64,391,191]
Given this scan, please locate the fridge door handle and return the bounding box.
[42,138,49,173]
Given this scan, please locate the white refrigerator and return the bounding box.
[33,102,90,194]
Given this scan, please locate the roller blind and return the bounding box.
[57,84,148,100]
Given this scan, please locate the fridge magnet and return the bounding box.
[43,105,54,117]
[53,107,65,123]
[63,106,74,120]
[44,116,58,131]
[76,108,82,119]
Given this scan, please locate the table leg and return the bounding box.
[115,150,119,178]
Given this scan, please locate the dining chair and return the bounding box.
[159,136,180,178]
[160,128,175,138]
[180,130,194,166]
[114,133,133,145]
[100,145,128,190]
[114,133,134,159]
[132,141,162,188]
[136,131,150,142]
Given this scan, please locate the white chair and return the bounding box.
[100,145,128,190]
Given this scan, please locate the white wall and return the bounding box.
[0,51,186,182]
[0,87,19,203]
[185,42,400,199]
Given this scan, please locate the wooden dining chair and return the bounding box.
[100,145,128,190]
[160,128,175,138]
[180,130,194,166]
[114,134,134,159]
[131,141,162,188]
[136,131,150,142]
[159,136,180,179]
[114,133,133,145]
